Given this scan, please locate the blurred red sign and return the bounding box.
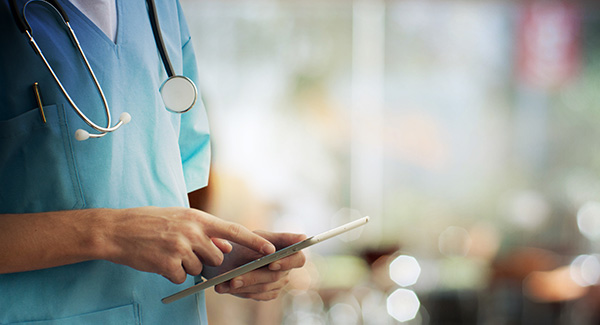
[517,2,581,89]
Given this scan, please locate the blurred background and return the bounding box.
[181,0,600,324]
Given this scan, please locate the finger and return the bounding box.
[231,269,288,288]
[162,259,187,284]
[206,219,275,255]
[215,276,287,295]
[214,281,231,294]
[224,284,285,298]
[232,290,283,301]
[182,254,203,276]
[268,251,306,271]
[214,270,284,293]
[254,231,307,249]
[212,238,233,254]
[190,236,225,266]
[229,278,288,294]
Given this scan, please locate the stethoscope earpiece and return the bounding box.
[75,112,131,141]
[119,112,132,124]
[74,129,90,141]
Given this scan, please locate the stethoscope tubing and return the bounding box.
[147,0,197,114]
[26,24,122,134]
[14,0,125,138]
[147,0,174,78]
[10,0,195,140]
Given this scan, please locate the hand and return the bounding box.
[99,207,276,284]
[207,231,307,301]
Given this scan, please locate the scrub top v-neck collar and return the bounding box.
[57,0,122,47]
[69,0,118,42]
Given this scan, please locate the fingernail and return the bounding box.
[261,244,276,255]
[224,241,233,250]
[218,283,230,293]
[270,263,281,271]
[232,279,244,289]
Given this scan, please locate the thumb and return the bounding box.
[254,231,307,249]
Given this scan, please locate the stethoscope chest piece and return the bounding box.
[160,75,197,113]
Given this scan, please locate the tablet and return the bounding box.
[162,216,370,304]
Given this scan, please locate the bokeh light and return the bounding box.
[570,254,600,287]
[359,288,392,325]
[502,190,550,230]
[386,289,420,322]
[389,255,421,287]
[577,201,600,241]
[284,290,326,325]
[327,303,360,325]
[467,223,500,260]
[438,226,472,257]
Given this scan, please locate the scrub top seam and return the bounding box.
[58,103,86,209]
[182,35,192,50]
[195,292,201,324]
[115,0,122,46]
[135,302,142,325]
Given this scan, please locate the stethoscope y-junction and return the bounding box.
[9,0,198,141]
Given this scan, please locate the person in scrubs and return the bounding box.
[0,0,305,323]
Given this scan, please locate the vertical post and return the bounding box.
[351,0,385,241]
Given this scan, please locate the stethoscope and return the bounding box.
[9,0,198,141]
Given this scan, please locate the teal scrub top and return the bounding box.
[0,0,211,323]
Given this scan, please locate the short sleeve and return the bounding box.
[177,24,211,193]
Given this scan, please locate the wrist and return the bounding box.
[82,208,118,262]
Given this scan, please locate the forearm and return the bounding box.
[0,206,276,284]
[0,209,111,274]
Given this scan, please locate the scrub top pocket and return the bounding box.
[5,303,138,325]
[0,104,84,213]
